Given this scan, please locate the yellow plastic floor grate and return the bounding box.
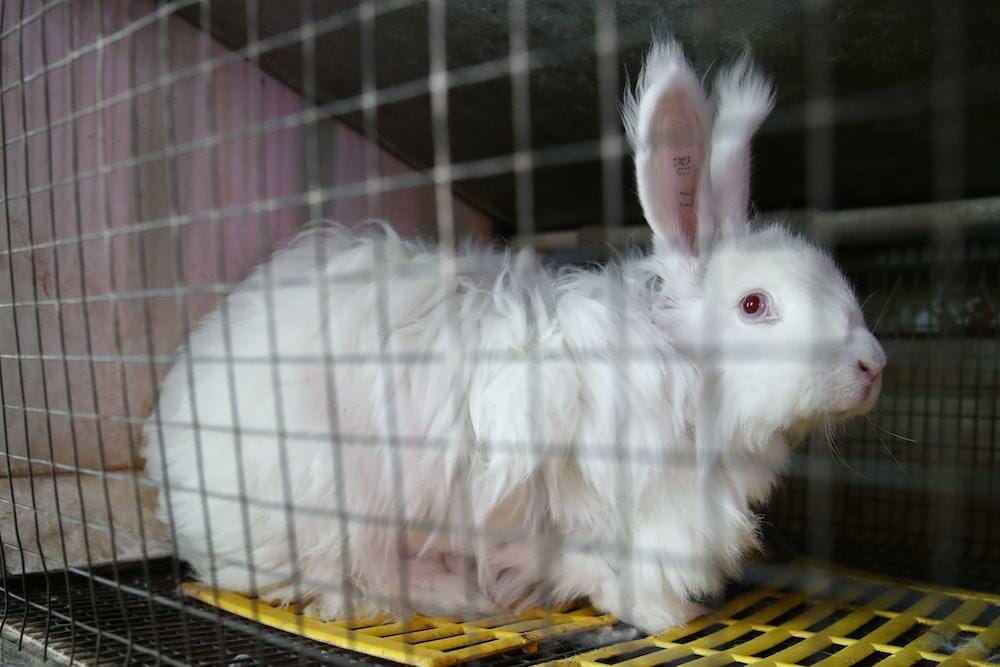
[540,561,1000,667]
[181,582,616,667]
[183,561,1000,667]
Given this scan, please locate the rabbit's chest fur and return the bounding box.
[145,227,782,620]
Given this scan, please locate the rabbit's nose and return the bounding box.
[857,358,883,382]
[851,328,886,382]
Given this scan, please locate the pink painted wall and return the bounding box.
[0,0,492,572]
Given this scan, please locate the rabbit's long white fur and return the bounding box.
[145,38,885,633]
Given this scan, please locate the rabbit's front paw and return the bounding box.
[593,585,705,636]
[479,541,546,609]
[302,591,381,621]
[623,598,705,636]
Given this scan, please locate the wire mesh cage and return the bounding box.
[1,1,999,665]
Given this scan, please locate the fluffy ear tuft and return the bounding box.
[709,53,774,236]
[624,39,713,257]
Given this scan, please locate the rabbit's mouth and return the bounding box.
[863,376,883,404]
[856,372,883,412]
[834,375,882,420]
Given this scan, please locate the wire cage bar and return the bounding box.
[0,0,998,665]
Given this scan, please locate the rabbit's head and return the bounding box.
[624,40,885,457]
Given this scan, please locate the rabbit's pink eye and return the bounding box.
[738,291,775,324]
[742,293,764,315]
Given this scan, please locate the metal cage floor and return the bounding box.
[0,559,632,666]
[2,558,999,666]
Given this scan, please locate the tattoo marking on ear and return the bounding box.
[679,190,695,208]
[673,155,693,176]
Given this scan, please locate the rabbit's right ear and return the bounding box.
[624,40,713,257]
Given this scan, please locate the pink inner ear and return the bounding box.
[648,91,703,252]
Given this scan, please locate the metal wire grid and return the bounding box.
[1,559,349,665]
[0,0,994,666]
[766,230,1000,593]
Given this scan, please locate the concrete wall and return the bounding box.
[0,0,492,573]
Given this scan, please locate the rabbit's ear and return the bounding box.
[624,40,713,257]
[709,54,774,237]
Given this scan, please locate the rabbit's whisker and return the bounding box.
[866,415,906,472]
[872,277,902,333]
[867,417,917,444]
[823,419,867,480]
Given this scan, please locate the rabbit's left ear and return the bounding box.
[624,40,715,258]
[709,54,774,237]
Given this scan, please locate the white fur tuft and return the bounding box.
[622,39,701,151]
[713,53,775,133]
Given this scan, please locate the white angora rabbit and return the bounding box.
[145,39,885,633]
